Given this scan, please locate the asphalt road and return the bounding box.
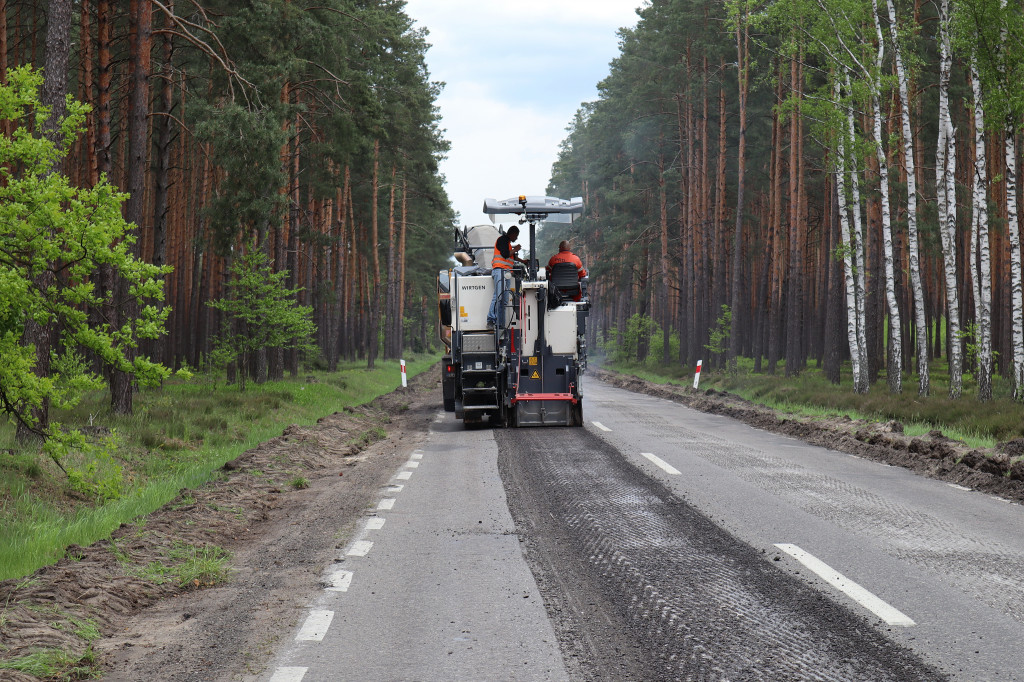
[264,377,1024,681]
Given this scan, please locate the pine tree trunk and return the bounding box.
[727,12,749,371]
[824,174,844,384]
[398,174,408,356]
[111,0,151,414]
[713,76,727,353]
[0,0,7,90]
[16,0,73,442]
[768,62,786,375]
[385,165,397,359]
[659,154,671,364]
[785,50,802,377]
[150,0,174,368]
[368,140,381,368]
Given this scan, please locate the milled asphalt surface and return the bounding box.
[498,426,942,681]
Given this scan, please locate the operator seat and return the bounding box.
[548,261,582,307]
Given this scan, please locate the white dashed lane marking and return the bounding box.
[326,570,353,592]
[295,610,334,641]
[774,543,915,627]
[592,421,611,431]
[347,540,373,557]
[287,448,430,674]
[640,452,681,476]
[269,667,307,682]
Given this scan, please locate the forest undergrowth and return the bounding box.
[0,355,438,581]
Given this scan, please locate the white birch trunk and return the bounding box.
[872,0,902,393]
[834,78,866,393]
[935,0,963,398]
[846,73,870,391]
[887,0,929,396]
[999,0,1024,399]
[970,61,994,401]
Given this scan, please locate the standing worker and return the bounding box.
[487,226,526,329]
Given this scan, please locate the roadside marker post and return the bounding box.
[400,359,407,387]
[693,359,703,390]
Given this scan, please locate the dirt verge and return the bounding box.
[0,366,442,682]
[592,367,1024,505]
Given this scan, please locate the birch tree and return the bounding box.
[886,0,930,396]
[959,0,1024,398]
[833,76,869,393]
[969,62,994,400]
[935,0,963,398]
[869,0,902,393]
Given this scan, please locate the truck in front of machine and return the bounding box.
[438,195,588,427]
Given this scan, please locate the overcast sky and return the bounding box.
[402,1,645,226]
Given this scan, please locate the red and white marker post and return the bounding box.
[400,359,407,387]
[693,359,702,390]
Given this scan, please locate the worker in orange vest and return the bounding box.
[547,240,588,302]
[487,225,526,329]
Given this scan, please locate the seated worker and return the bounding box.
[487,225,527,329]
[548,240,588,279]
[547,240,588,302]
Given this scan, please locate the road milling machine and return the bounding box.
[438,195,588,427]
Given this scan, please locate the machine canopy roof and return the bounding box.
[482,195,583,224]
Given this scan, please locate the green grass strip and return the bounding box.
[601,358,1014,450]
[0,355,437,581]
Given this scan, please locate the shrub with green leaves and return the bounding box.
[0,65,175,461]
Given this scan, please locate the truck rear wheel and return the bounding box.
[572,399,584,427]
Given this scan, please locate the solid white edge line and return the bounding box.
[296,610,334,641]
[640,452,681,476]
[326,569,353,592]
[347,540,373,557]
[270,667,308,682]
[592,421,611,432]
[774,543,915,627]
[947,483,972,491]
[377,498,396,510]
